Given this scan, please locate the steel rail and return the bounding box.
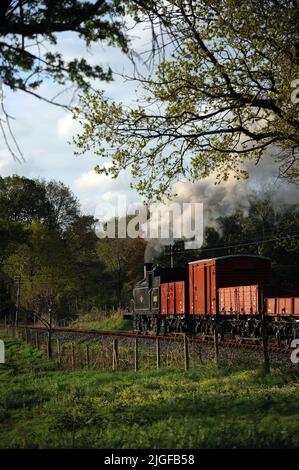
[16,324,291,354]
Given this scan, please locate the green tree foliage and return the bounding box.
[3,222,76,310]
[0,176,110,320]
[64,214,108,308]
[0,217,26,262]
[0,175,52,223]
[0,0,128,107]
[0,175,146,320]
[74,0,299,200]
[97,217,146,303]
[42,180,80,231]
[176,194,299,285]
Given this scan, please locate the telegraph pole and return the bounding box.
[170,244,174,268]
[165,243,175,268]
[165,242,184,268]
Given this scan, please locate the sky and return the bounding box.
[0,17,298,225]
[0,19,153,216]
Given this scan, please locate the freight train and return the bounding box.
[131,255,299,344]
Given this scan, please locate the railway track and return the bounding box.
[16,324,291,355]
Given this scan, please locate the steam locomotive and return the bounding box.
[131,255,299,344]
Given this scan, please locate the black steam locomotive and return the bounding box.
[132,263,188,334]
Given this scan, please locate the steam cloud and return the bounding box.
[144,154,299,262]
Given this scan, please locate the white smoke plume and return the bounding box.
[143,154,299,262]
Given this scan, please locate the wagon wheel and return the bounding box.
[155,317,161,336]
[194,319,201,335]
[162,318,169,335]
[253,319,262,339]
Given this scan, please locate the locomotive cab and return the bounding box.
[133,264,188,314]
[132,263,188,333]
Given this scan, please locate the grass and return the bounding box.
[72,319,132,331]
[71,310,133,331]
[1,335,299,448]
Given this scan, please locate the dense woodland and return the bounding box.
[162,195,299,287]
[0,175,145,322]
[0,175,298,324]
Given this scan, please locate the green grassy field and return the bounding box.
[1,335,299,449]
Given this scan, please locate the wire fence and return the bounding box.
[2,324,297,374]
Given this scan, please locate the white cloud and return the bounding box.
[57,113,79,139]
[73,166,134,195]
[0,147,42,178]
[0,149,14,173]
[73,169,107,192]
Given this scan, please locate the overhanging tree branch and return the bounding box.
[73,0,299,199]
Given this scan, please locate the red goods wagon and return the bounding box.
[266,297,299,316]
[175,281,186,314]
[266,298,276,316]
[277,298,293,315]
[189,255,271,315]
[161,283,168,315]
[160,281,187,315]
[219,285,261,315]
[168,283,175,314]
[189,258,216,314]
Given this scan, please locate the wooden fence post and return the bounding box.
[214,320,219,368]
[57,339,61,365]
[134,337,138,372]
[156,337,161,369]
[262,314,270,375]
[71,342,75,370]
[184,334,189,371]
[86,344,90,369]
[41,333,44,351]
[47,330,53,360]
[112,339,118,371]
[35,331,39,350]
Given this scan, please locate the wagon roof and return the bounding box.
[188,254,271,264]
